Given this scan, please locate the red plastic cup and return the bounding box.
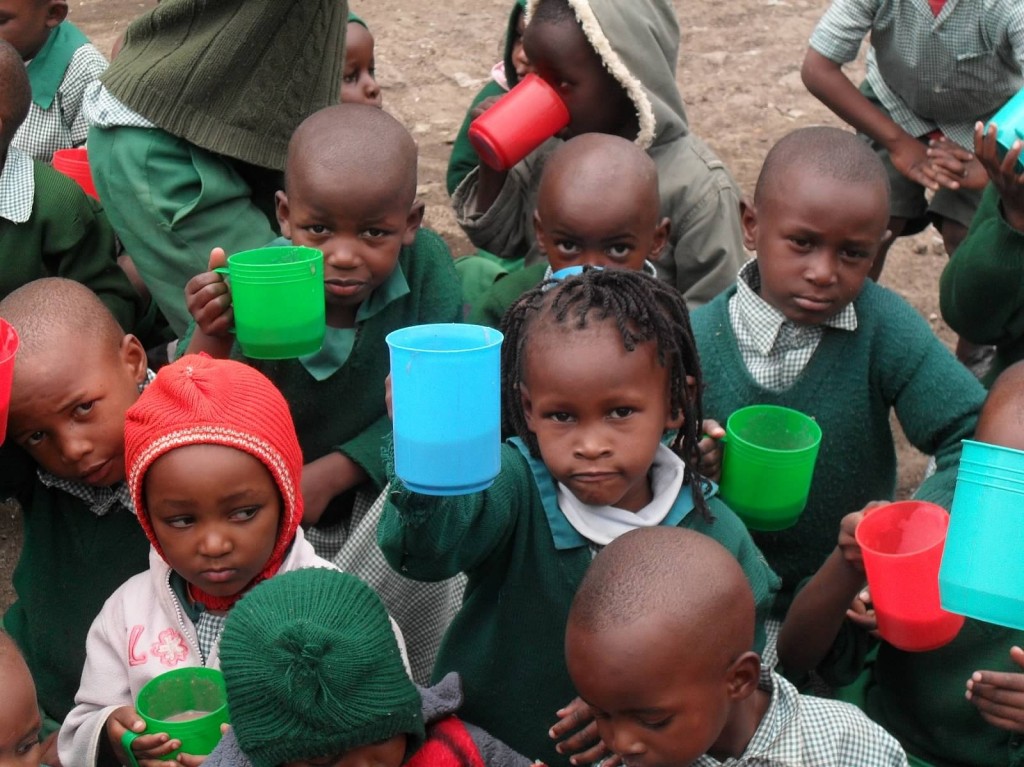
[856,500,965,652]
[0,318,20,445]
[468,73,570,171]
[52,148,99,200]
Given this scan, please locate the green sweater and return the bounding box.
[692,280,985,616]
[467,262,545,329]
[379,438,779,767]
[242,229,460,502]
[940,185,1024,386]
[0,158,146,336]
[102,0,346,171]
[0,446,150,721]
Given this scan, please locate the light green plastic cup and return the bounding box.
[719,404,822,531]
[215,246,325,359]
[121,668,229,765]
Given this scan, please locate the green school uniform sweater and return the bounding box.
[379,438,779,767]
[692,280,985,616]
[0,447,150,721]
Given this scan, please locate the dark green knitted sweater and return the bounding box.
[693,280,985,616]
[102,0,346,170]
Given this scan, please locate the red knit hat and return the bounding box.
[124,354,304,611]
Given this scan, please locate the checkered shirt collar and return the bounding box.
[36,369,157,516]
[735,259,857,354]
[0,147,35,224]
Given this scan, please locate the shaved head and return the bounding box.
[285,104,418,209]
[569,527,755,658]
[0,278,126,366]
[755,126,889,208]
[977,361,1024,451]
[0,40,30,146]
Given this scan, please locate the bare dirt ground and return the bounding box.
[0,0,952,610]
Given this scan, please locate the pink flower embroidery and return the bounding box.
[150,628,189,667]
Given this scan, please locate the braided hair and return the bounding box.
[500,268,711,519]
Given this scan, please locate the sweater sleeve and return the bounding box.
[377,439,526,582]
[58,599,135,767]
[939,185,1024,347]
[200,727,251,767]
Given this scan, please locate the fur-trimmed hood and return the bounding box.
[525,0,689,150]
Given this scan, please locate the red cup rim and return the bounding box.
[855,500,948,558]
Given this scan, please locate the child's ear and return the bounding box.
[46,1,69,28]
[119,334,148,386]
[402,200,425,246]
[739,198,758,252]
[275,191,292,240]
[650,217,671,260]
[533,210,548,256]
[724,651,761,701]
[519,382,536,432]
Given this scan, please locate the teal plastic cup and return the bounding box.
[719,404,822,531]
[121,667,229,765]
[939,440,1024,630]
[387,324,503,495]
[988,87,1024,173]
[215,246,325,359]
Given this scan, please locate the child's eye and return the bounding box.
[230,506,260,522]
[164,516,195,529]
[555,241,582,256]
[609,407,634,418]
[840,248,869,261]
[639,715,672,730]
[343,72,358,83]
[606,244,632,259]
[789,237,813,250]
[16,736,40,755]
[305,224,329,235]
[547,412,574,423]
[74,400,96,417]
[362,228,390,239]
[24,431,46,447]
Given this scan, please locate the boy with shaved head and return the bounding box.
[0,278,151,740]
[468,132,669,328]
[566,526,907,766]
[184,103,464,683]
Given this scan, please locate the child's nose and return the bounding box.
[325,241,360,269]
[804,251,839,285]
[573,428,612,460]
[198,528,233,558]
[607,725,645,757]
[58,429,92,464]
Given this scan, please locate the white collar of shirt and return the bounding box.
[0,146,35,224]
[557,443,685,547]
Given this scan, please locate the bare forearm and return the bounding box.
[473,165,510,214]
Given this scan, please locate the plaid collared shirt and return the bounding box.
[193,610,227,665]
[691,668,908,766]
[0,146,34,224]
[728,260,857,392]
[82,83,155,130]
[12,44,108,163]
[809,0,1024,149]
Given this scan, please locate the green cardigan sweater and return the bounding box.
[940,185,1024,386]
[0,158,146,336]
[0,447,150,721]
[692,280,985,616]
[243,229,460,501]
[379,438,779,767]
[102,0,346,171]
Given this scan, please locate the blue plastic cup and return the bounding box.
[939,439,1024,630]
[387,324,503,495]
[987,87,1024,172]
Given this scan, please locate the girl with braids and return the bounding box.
[379,268,779,767]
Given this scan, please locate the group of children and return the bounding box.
[2,0,1024,766]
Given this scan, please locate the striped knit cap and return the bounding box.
[124,354,304,611]
[220,569,424,767]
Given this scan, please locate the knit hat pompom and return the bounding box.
[220,569,424,767]
[124,354,304,610]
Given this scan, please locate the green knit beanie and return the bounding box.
[219,569,424,767]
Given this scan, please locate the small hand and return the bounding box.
[967,646,1024,733]
[927,136,987,191]
[184,247,233,338]
[846,588,880,636]
[837,501,889,574]
[889,135,940,191]
[548,697,620,766]
[470,95,503,122]
[974,121,1024,232]
[105,706,181,765]
[385,374,394,420]
[697,419,725,482]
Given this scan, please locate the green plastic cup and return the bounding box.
[215,246,325,359]
[121,667,229,765]
[719,404,822,531]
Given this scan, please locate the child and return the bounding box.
[57,354,334,767]
[341,12,381,107]
[0,41,150,337]
[777,361,1024,767]
[202,568,538,767]
[0,278,152,733]
[447,0,530,196]
[1,0,107,162]
[452,0,745,308]
[379,268,780,767]
[566,526,907,766]
[184,103,464,684]
[467,132,669,329]
[85,0,347,334]
[692,126,985,620]
[941,121,1024,386]
[801,0,1024,280]
[0,631,45,766]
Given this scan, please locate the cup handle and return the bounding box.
[121,730,143,767]
[213,267,230,277]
